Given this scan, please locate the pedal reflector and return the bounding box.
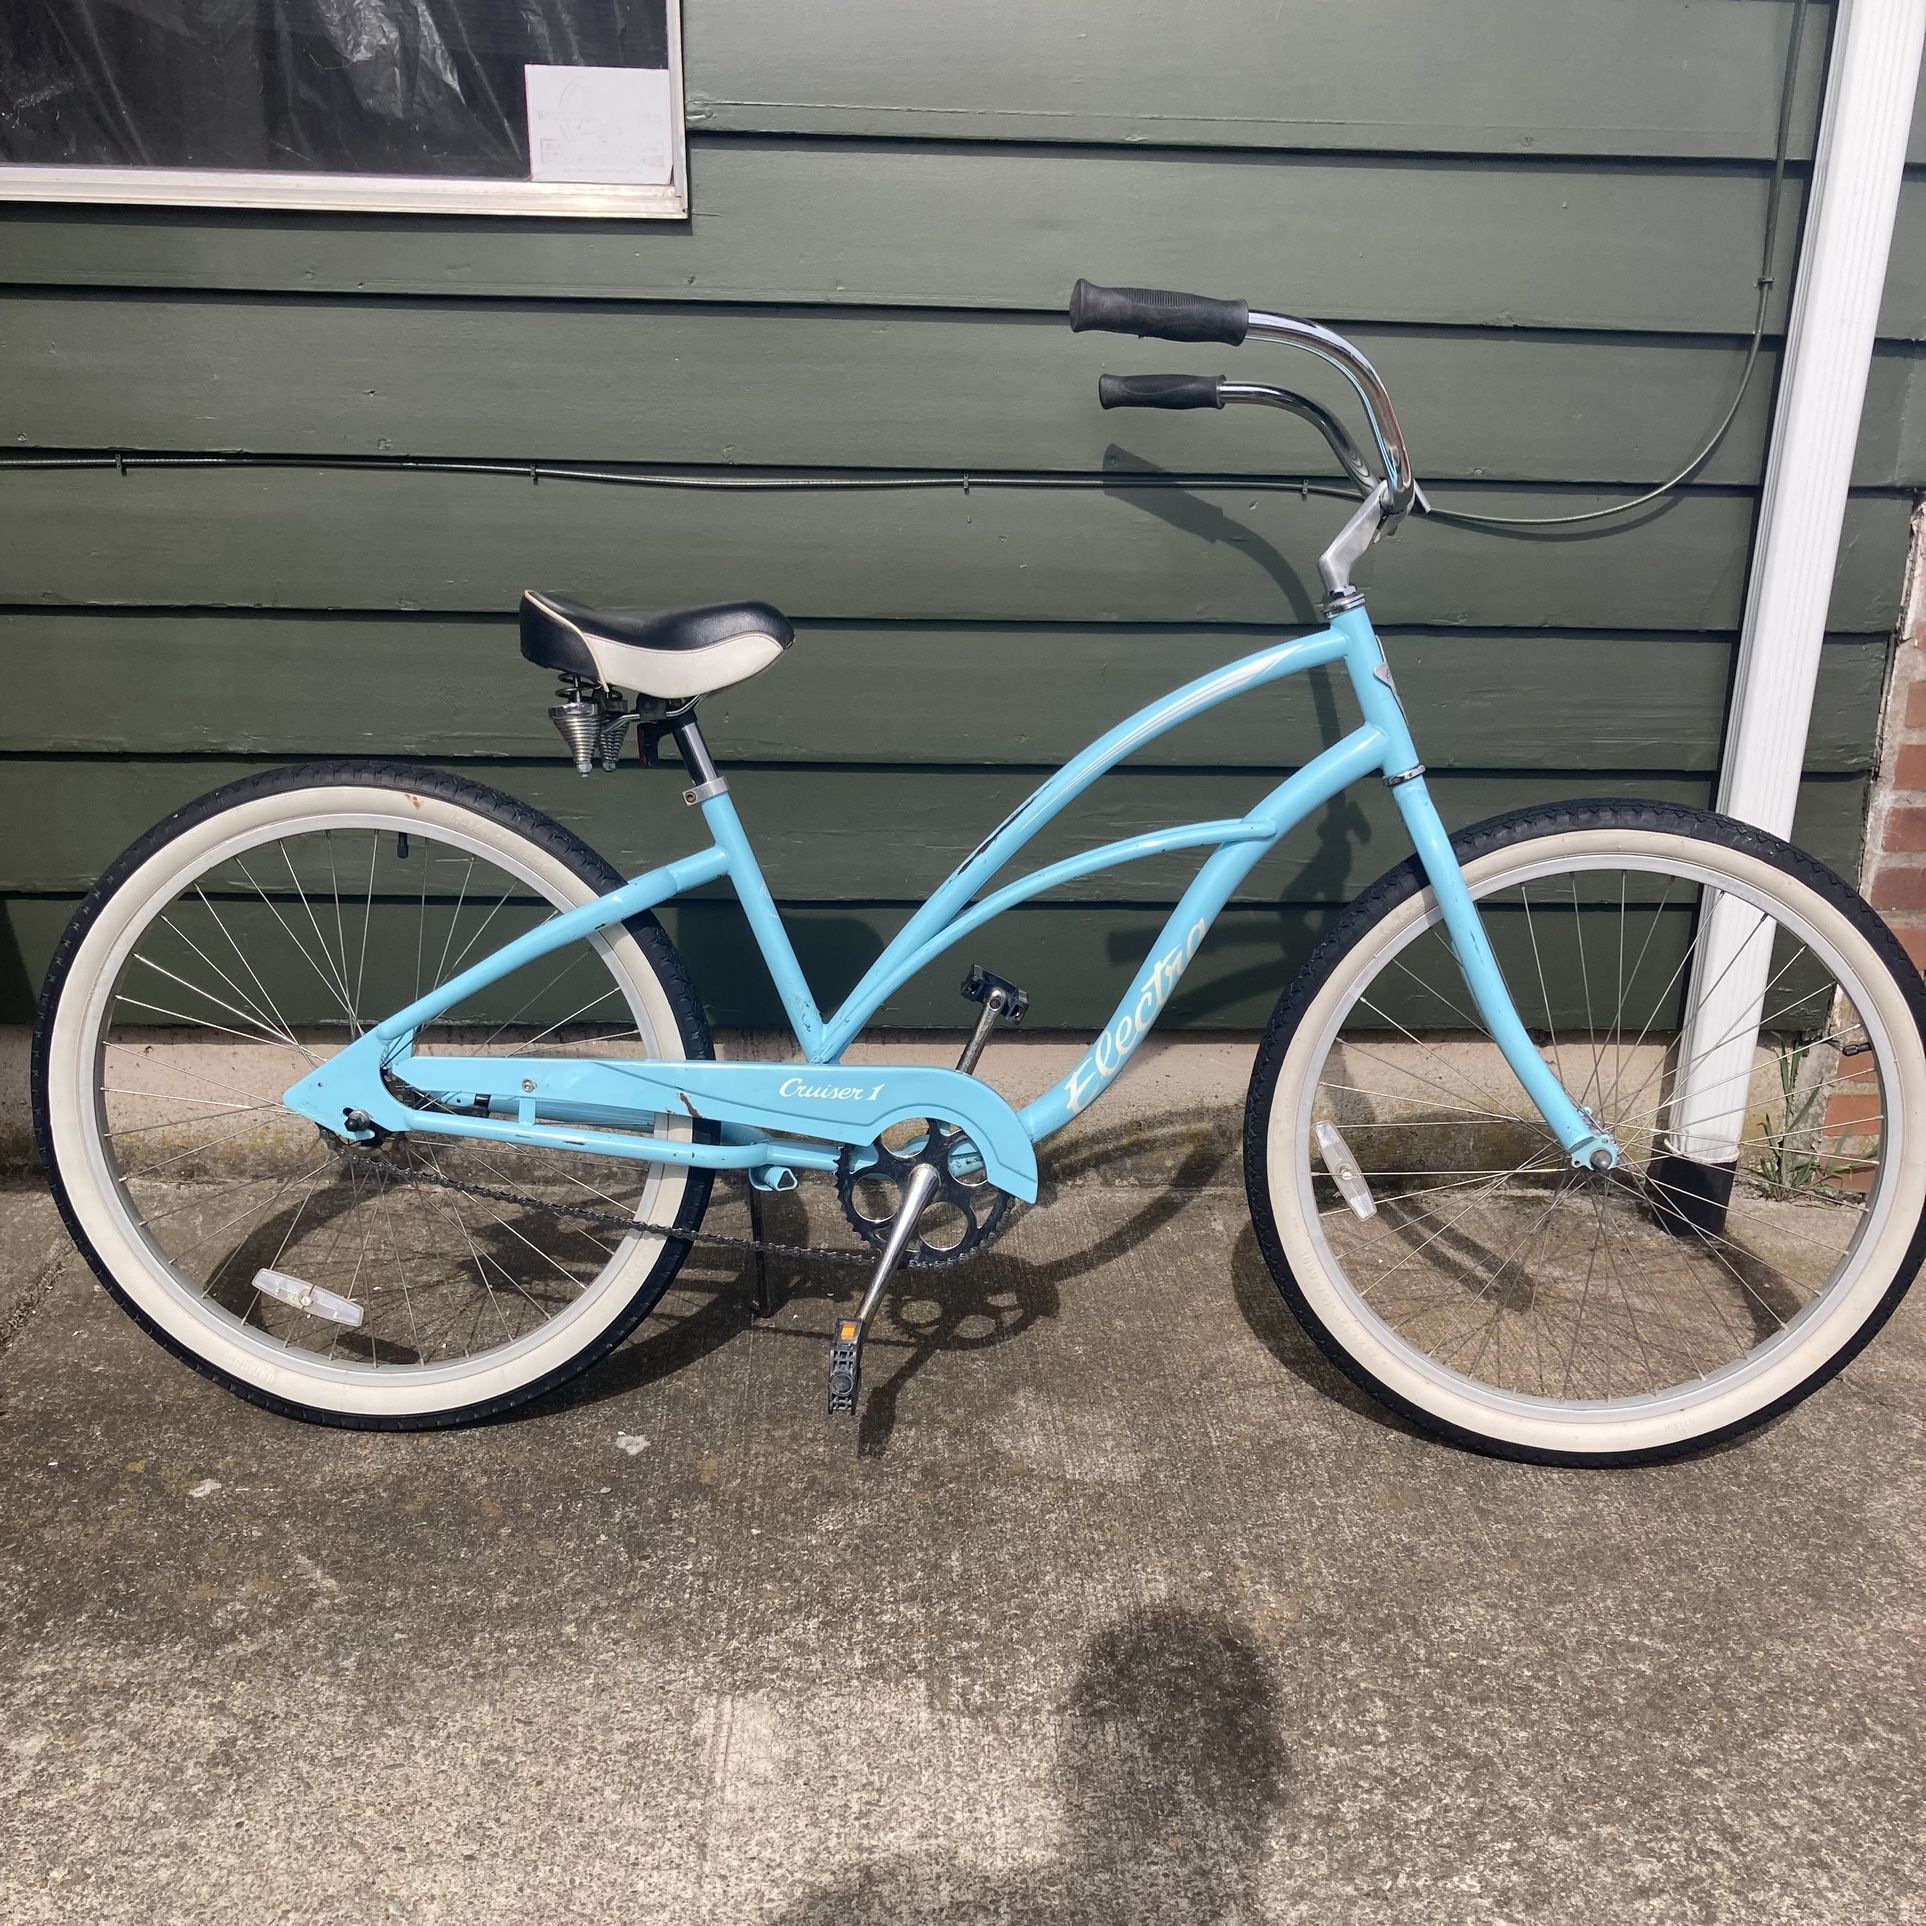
[1314,1122,1378,1221]
[252,1268,365,1327]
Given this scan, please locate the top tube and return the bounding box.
[812,622,1357,1061]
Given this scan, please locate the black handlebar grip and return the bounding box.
[1097,373,1226,411]
[1069,278,1250,346]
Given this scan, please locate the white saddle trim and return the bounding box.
[582,629,786,699]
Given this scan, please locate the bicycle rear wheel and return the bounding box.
[1245,801,1926,1465]
[33,762,714,1428]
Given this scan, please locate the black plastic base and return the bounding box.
[1646,1152,1737,1241]
[961,963,1029,1024]
[744,1186,784,1321]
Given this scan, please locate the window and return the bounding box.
[0,0,686,218]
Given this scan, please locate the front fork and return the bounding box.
[1340,609,1620,1173]
[1389,774,1620,1171]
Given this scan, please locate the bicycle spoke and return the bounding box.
[115,990,313,1054]
[196,884,306,1054]
[1568,876,1609,1112]
[156,912,299,1047]
[231,854,360,1033]
[129,953,302,1054]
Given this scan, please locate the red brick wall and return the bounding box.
[1860,503,1926,973]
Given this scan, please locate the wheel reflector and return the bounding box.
[252,1268,365,1328]
[1314,1121,1378,1221]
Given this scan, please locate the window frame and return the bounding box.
[0,0,687,219]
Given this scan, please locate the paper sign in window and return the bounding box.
[525,65,673,186]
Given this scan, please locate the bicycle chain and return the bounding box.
[338,1142,881,1267]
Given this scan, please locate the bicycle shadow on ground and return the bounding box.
[1226,1219,1419,1439]
[765,1600,1292,1926]
[537,1112,1417,1454]
[536,1115,1241,1451]
[845,1116,1235,1457]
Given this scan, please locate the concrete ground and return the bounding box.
[3,1101,1925,1925]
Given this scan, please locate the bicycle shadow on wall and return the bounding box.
[1100,445,1321,628]
[767,1601,1294,1926]
[1102,446,1374,931]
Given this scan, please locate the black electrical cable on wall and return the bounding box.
[0,0,1815,534]
[0,448,1366,505]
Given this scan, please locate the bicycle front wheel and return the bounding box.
[1245,802,1926,1466]
[33,762,714,1428]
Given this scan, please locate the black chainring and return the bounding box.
[835,1119,1014,1270]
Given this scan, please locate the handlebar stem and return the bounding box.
[1317,483,1391,606]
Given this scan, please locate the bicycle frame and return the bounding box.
[283,600,1619,1192]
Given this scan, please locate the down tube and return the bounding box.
[1019,725,1386,1143]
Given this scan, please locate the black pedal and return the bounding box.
[827,1319,863,1416]
[960,965,1028,1025]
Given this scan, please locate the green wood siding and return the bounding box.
[0,614,1887,770]
[683,0,1926,164]
[6,293,1926,489]
[0,759,1873,904]
[2,467,1908,632]
[8,151,1925,337]
[0,0,1917,1030]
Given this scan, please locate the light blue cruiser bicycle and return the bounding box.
[33,282,1926,1464]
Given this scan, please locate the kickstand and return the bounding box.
[745,1181,782,1321]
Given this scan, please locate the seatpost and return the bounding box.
[670,714,728,804]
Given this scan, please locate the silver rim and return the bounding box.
[1265,829,1923,1450]
[48,787,694,1414]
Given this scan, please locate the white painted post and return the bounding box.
[1664,0,1925,1168]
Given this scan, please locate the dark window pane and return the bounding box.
[0,0,669,179]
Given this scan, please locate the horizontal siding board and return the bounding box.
[0,465,1909,633]
[687,0,1894,165]
[0,758,1866,905]
[12,293,1924,489]
[0,784,1869,1030]
[0,613,1890,774]
[14,146,1921,340]
[0,893,1317,1029]
[0,894,1774,1036]
[1897,350,1926,486]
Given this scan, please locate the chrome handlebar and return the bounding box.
[1215,380,1379,496]
[1243,309,1416,521]
[1070,278,1417,526]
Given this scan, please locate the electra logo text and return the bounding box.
[1064,919,1208,1114]
[779,1076,886,1103]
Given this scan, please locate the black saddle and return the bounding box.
[520,591,793,700]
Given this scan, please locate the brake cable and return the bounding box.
[1422,0,1812,533]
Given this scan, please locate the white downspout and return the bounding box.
[1662,0,1924,1181]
